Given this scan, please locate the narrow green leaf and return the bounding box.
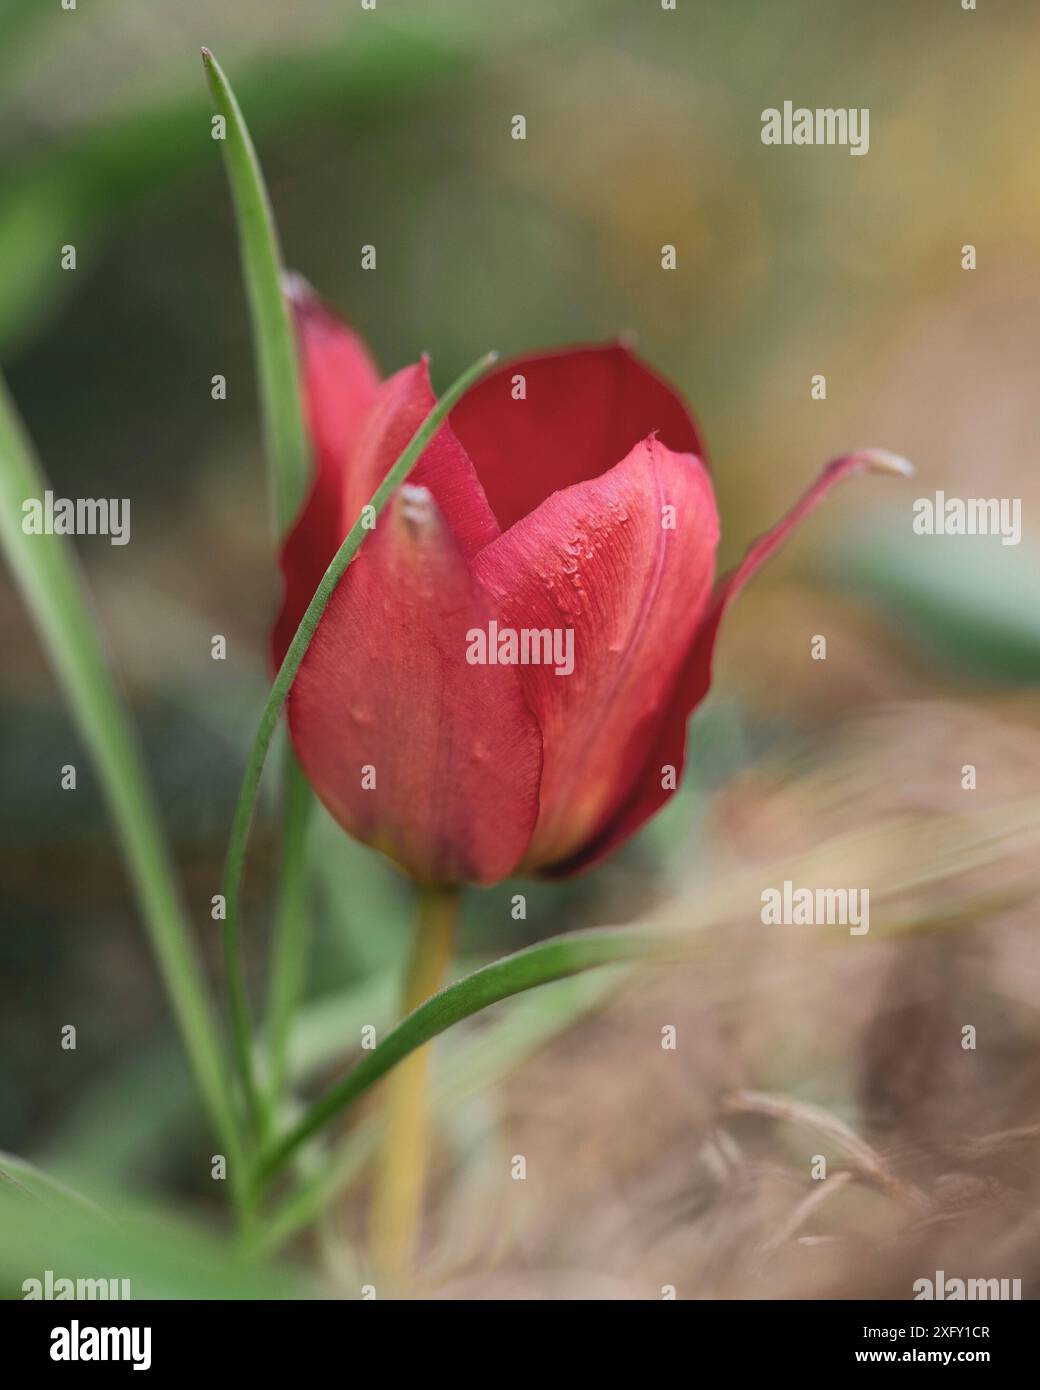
[202,47,309,534]
[0,1150,103,1215]
[201,49,316,1139]
[0,374,245,1194]
[258,924,676,1184]
[251,969,626,1256]
[0,1186,313,1300]
[264,749,314,1109]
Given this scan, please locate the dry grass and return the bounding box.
[419,700,1040,1299]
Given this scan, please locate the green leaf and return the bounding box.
[264,750,315,1111]
[258,784,1040,1188]
[200,50,320,1142]
[253,967,625,1256]
[0,373,245,1196]
[0,1151,103,1215]
[0,1185,312,1301]
[258,923,671,1184]
[202,48,309,534]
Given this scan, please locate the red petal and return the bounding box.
[340,359,500,563]
[549,449,913,874]
[288,486,542,885]
[451,343,704,532]
[273,279,381,667]
[472,436,718,870]
[273,310,499,667]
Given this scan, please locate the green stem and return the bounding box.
[263,746,313,1120]
[370,885,459,1277]
[0,373,247,1205]
[221,350,498,1143]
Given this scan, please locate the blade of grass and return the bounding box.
[250,969,627,1258]
[202,46,308,533]
[0,1150,104,1215]
[264,748,313,1109]
[0,373,245,1201]
[201,48,315,1139]
[256,924,677,1186]
[256,791,1040,1187]
[219,349,498,1141]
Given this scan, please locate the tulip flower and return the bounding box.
[265,281,911,1277]
[193,48,909,1283]
[275,279,908,888]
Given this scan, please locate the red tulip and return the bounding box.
[274,280,908,886]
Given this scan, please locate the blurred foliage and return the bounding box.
[833,524,1040,684]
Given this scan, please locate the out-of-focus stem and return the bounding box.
[263,746,313,1124]
[369,885,459,1280]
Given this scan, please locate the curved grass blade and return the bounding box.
[257,924,678,1185]
[0,374,245,1196]
[251,790,1040,1194]
[251,969,626,1257]
[0,1150,104,1215]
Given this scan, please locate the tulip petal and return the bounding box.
[549,449,914,874]
[273,276,502,669]
[472,436,718,869]
[273,279,381,665]
[287,485,542,885]
[451,343,704,531]
[341,358,500,564]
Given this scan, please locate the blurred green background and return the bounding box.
[2,0,1039,1297]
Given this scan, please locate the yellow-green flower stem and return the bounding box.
[369,885,460,1279]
